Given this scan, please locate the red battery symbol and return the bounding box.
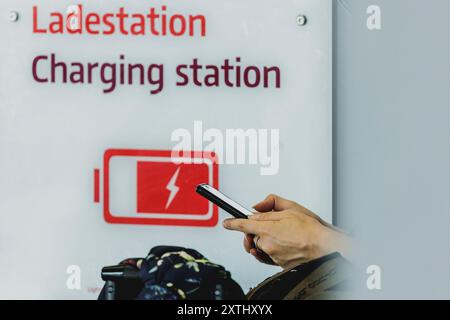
[94,149,219,227]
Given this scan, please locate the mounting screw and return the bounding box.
[9,11,19,22]
[296,14,307,26]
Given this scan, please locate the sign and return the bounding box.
[97,149,218,226]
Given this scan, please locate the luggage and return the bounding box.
[98,246,245,300]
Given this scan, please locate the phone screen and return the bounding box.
[196,184,252,219]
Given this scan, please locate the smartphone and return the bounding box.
[196,183,252,219]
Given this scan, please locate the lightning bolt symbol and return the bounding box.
[165,167,181,209]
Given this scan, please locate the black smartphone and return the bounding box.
[196,183,252,219]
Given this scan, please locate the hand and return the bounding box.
[243,233,276,265]
[223,194,351,270]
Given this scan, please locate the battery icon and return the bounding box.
[94,149,219,227]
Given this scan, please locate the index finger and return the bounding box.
[249,211,289,221]
[222,218,266,235]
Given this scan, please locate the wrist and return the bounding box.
[320,226,352,259]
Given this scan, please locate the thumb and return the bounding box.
[253,194,297,212]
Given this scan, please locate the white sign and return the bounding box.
[0,0,332,299]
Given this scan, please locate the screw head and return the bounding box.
[9,11,19,22]
[296,14,307,26]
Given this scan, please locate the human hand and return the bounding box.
[223,194,351,270]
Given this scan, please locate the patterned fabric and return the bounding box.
[98,246,245,300]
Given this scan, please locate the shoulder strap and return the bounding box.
[246,266,293,300]
[283,256,350,300]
